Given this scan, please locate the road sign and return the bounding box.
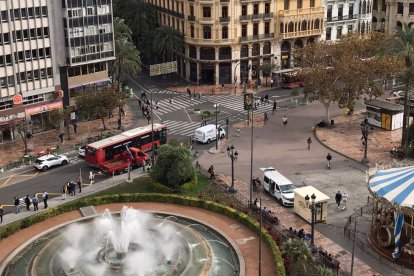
[149,61,178,76]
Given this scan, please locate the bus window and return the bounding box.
[154,130,160,140]
[160,128,167,144]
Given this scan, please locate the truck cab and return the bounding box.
[260,167,295,206]
[100,147,149,175]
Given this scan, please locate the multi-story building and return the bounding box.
[372,0,414,34]
[149,0,324,85]
[321,0,373,41]
[0,0,114,142]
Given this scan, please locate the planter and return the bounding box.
[193,109,201,115]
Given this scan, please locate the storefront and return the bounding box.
[25,101,63,134]
[0,112,26,142]
[365,99,404,130]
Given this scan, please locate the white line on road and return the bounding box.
[184,108,192,122]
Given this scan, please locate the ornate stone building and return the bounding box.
[373,0,414,33]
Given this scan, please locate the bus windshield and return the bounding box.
[85,147,96,156]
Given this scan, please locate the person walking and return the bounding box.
[138,98,142,108]
[70,181,76,196]
[77,178,82,193]
[282,115,288,127]
[335,191,342,208]
[273,100,277,114]
[264,94,269,104]
[198,91,201,100]
[58,133,64,143]
[342,192,349,210]
[14,197,20,213]
[42,191,48,208]
[208,165,215,179]
[307,137,312,150]
[260,95,264,105]
[0,206,3,223]
[326,153,332,169]
[155,101,159,110]
[264,112,268,123]
[169,98,173,107]
[73,123,78,134]
[62,185,67,200]
[32,195,39,211]
[24,195,31,211]
[147,114,151,125]
[89,171,94,184]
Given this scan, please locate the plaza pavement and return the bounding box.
[197,100,402,275]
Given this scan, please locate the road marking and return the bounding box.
[132,93,162,121]
[184,108,192,122]
[0,176,13,187]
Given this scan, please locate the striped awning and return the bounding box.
[369,166,414,208]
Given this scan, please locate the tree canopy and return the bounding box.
[150,144,195,189]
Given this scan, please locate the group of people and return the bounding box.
[63,178,82,199]
[187,87,201,101]
[138,91,156,125]
[335,191,349,209]
[289,227,312,241]
[200,117,207,127]
[12,192,47,216]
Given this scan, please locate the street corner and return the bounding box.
[233,117,265,129]
[207,139,229,154]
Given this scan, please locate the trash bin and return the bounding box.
[331,119,334,125]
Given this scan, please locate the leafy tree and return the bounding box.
[49,108,72,140]
[258,63,276,87]
[381,23,414,148]
[281,238,313,276]
[150,144,195,189]
[11,120,31,155]
[153,26,184,62]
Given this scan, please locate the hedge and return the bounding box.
[179,175,198,193]
[0,194,285,276]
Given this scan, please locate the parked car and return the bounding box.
[33,154,69,171]
[78,146,86,157]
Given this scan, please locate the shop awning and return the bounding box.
[369,166,414,208]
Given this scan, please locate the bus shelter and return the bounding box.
[293,186,330,224]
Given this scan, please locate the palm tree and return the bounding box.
[114,17,132,41]
[153,26,183,62]
[382,23,414,149]
[315,265,334,276]
[281,238,313,276]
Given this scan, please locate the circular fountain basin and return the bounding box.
[2,208,240,276]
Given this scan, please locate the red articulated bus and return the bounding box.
[85,123,167,168]
[281,71,304,89]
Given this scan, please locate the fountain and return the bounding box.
[2,206,240,276]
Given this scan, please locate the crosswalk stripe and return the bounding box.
[164,120,201,136]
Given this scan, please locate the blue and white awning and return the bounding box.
[369,166,414,208]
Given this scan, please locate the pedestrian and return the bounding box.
[147,114,151,125]
[58,133,64,143]
[70,181,76,196]
[342,192,349,209]
[270,79,274,87]
[335,191,342,208]
[32,195,39,211]
[77,178,82,193]
[208,165,215,179]
[282,115,288,127]
[193,91,196,99]
[24,195,31,211]
[89,171,94,184]
[14,197,20,213]
[0,206,3,223]
[120,106,126,116]
[169,98,173,107]
[273,100,277,114]
[117,118,122,130]
[73,123,78,134]
[187,87,191,98]
[307,137,312,150]
[201,117,205,127]
[138,98,142,108]
[155,101,159,110]
[42,191,48,208]
[198,91,201,100]
[326,153,332,169]
[203,117,206,126]
[62,185,67,200]
[265,94,269,104]
[260,95,264,105]
[264,112,268,123]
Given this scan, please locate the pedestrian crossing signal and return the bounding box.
[244,93,253,110]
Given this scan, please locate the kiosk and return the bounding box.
[364,99,403,130]
[293,186,330,223]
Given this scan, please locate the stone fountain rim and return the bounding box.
[0,208,245,276]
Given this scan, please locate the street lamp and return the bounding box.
[305,193,317,246]
[233,63,240,94]
[226,117,229,139]
[360,118,373,164]
[214,104,220,150]
[227,145,238,193]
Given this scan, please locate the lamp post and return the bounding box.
[305,193,317,246]
[126,160,132,183]
[233,63,240,94]
[361,118,372,164]
[151,88,155,165]
[227,145,238,193]
[214,104,219,150]
[226,117,229,139]
[242,65,251,94]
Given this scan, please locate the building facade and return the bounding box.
[322,0,373,41]
[372,0,414,34]
[149,0,324,86]
[0,0,115,142]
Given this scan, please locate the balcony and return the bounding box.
[251,14,263,20]
[278,7,324,21]
[239,33,274,42]
[239,15,250,21]
[188,15,195,21]
[220,16,230,23]
[199,17,214,23]
[263,12,273,19]
[279,29,323,39]
[326,15,356,23]
[220,0,230,2]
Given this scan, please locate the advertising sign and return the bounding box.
[0,112,25,125]
[149,61,178,76]
[13,94,23,105]
[244,93,253,110]
[25,101,63,115]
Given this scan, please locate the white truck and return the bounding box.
[194,124,226,144]
[260,167,295,206]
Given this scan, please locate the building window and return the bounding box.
[265,3,270,13]
[326,27,331,40]
[373,0,378,11]
[288,22,294,32]
[242,5,247,16]
[349,3,354,18]
[410,3,414,14]
[241,45,249,58]
[348,24,353,32]
[397,2,403,14]
[190,5,194,16]
[203,26,211,39]
[190,25,194,38]
[222,26,228,39]
[337,26,342,39]
[284,0,290,10]
[338,4,343,19]
[253,23,259,35]
[265,21,270,34]
[1,10,8,22]
[327,5,332,21]
[310,0,315,7]
[253,4,259,14]
[203,7,211,18]
[297,0,303,9]
[382,0,386,11]
[222,6,228,17]
[242,24,247,37]
[362,1,367,14]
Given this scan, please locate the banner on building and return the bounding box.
[0,112,25,125]
[25,101,63,115]
[149,61,178,76]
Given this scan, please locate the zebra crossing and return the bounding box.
[164,120,202,137]
[154,95,209,115]
[126,74,179,95]
[203,94,276,114]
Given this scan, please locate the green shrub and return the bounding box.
[202,111,211,117]
[179,175,198,193]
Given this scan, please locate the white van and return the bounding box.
[260,167,295,206]
[194,124,226,144]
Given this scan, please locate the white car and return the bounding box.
[78,146,85,157]
[33,154,69,171]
